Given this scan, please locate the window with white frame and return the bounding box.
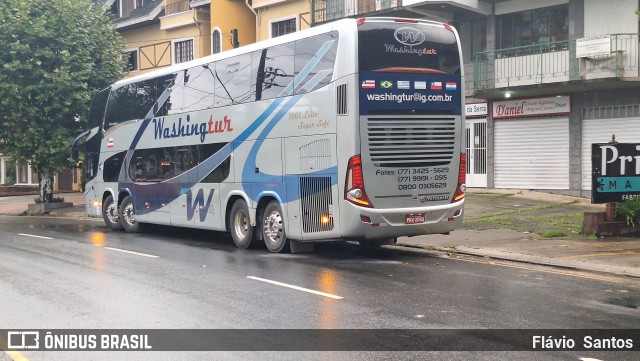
[124,49,138,72]
[174,39,194,63]
[271,17,297,38]
[0,157,38,185]
[212,28,222,54]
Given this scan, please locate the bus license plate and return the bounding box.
[405,214,426,224]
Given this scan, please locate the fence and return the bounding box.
[473,33,639,91]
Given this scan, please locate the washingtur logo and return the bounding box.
[394,27,425,46]
[8,331,40,349]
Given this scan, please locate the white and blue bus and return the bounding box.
[72,17,466,252]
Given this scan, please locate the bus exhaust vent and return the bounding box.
[337,84,347,115]
[299,139,331,171]
[366,117,456,167]
[300,176,334,233]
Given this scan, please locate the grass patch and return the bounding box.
[540,230,572,238]
[466,201,578,222]
[463,193,513,205]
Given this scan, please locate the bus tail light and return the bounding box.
[452,152,466,202]
[345,155,373,208]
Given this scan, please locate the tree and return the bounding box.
[0,0,124,202]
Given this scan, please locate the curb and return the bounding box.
[394,242,640,279]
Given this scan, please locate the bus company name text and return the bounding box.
[152,115,233,143]
[384,44,437,56]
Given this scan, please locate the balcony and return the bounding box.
[473,34,640,99]
[311,0,401,24]
[160,0,208,30]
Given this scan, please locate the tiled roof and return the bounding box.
[113,0,163,28]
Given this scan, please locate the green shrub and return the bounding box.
[615,198,640,226]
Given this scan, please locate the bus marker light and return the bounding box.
[321,215,331,224]
[360,215,371,223]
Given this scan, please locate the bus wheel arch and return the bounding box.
[102,193,123,231]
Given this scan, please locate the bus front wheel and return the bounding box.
[102,195,123,231]
[262,201,290,253]
[230,199,256,249]
[119,195,141,233]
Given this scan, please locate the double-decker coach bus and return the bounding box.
[72,17,466,253]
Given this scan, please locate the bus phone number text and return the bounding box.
[374,167,450,190]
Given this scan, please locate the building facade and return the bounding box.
[310,0,640,197]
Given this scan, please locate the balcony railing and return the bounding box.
[311,0,401,24]
[473,33,639,91]
[163,0,190,16]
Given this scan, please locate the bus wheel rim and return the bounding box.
[234,209,249,239]
[264,211,283,244]
[106,203,119,223]
[124,203,135,225]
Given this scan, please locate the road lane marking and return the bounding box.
[17,233,53,240]
[104,247,159,258]
[247,276,343,300]
[4,351,30,361]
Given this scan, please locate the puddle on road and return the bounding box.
[604,297,639,309]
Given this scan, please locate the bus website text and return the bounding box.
[366,93,453,103]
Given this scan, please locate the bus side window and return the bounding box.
[103,151,126,182]
[132,80,157,120]
[183,63,215,112]
[251,42,294,101]
[104,85,134,129]
[214,53,253,106]
[294,32,338,94]
[158,72,185,116]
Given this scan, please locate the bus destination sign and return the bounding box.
[592,143,640,203]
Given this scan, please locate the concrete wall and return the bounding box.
[495,0,568,15]
[254,0,310,41]
[583,0,638,36]
[211,0,257,51]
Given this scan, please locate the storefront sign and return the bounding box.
[465,102,488,117]
[576,35,611,58]
[592,142,640,203]
[492,96,570,119]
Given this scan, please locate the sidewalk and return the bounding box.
[0,189,638,278]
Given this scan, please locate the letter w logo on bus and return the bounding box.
[186,189,215,222]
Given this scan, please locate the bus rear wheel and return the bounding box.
[102,195,123,231]
[262,201,289,253]
[230,199,257,249]
[119,195,141,233]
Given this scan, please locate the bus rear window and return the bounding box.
[358,22,461,75]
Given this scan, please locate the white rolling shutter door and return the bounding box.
[494,117,569,189]
[582,117,640,191]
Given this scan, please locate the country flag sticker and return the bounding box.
[361,80,376,89]
[430,82,442,90]
[446,82,457,90]
[397,80,410,89]
[380,80,393,89]
[106,138,114,148]
[414,81,427,90]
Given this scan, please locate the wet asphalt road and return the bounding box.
[0,215,638,361]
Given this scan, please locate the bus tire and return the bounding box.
[119,195,141,233]
[262,201,290,253]
[230,199,256,249]
[102,194,123,231]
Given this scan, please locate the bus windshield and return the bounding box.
[358,21,461,75]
